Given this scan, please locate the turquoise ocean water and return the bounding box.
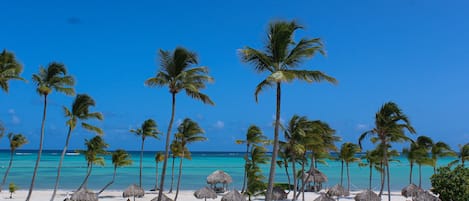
[0,150,457,191]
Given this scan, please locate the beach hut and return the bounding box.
[314,193,335,201]
[401,183,422,198]
[123,184,145,201]
[194,186,217,201]
[304,168,328,191]
[327,184,349,200]
[221,190,246,201]
[71,188,98,201]
[206,170,233,193]
[272,186,287,200]
[151,194,174,201]
[354,190,380,201]
[413,191,441,201]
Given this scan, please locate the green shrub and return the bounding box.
[430,165,469,201]
[9,183,18,198]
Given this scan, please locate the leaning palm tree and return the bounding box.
[153,152,165,191]
[0,49,24,93]
[50,94,104,201]
[338,142,361,193]
[0,133,27,191]
[430,141,456,173]
[240,20,337,200]
[130,119,160,188]
[235,125,266,193]
[358,102,416,201]
[98,149,133,194]
[77,135,109,190]
[27,62,75,201]
[174,118,206,201]
[145,47,214,201]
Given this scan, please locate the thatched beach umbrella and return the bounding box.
[221,190,246,201]
[327,184,349,197]
[314,193,335,201]
[401,183,422,198]
[71,188,98,201]
[151,194,174,201]
[413,191,441,201]
[354,190,380,201]
[206,170,233,192]
[123,184,145,201]
[194,186,217,201]
[272,186,287,200]
[304,169,328,183]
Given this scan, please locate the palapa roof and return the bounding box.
[194,186,217,200]
[151,194,174,201]
[327,184,349,197]
[413,191,441,201]
[272,186,287,200]
[354,190,380,201]
[221,190,245,201]
[71,188,98,201]
[207,170,233,184]
[401,183,423,198]
[123,184,145,198]
[303,168,328,183]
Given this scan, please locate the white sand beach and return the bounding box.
[2,190,413,201]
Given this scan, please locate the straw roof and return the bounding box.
[401,183,422,198]
[123,184,145,198]
[151,194,174,201]
[221,190,245,201]
[327,184,349,197]
[313,193,335,201]
[194,186,217,200]
[303,169,328,183]
[272,186,287,200]
[207,170,233,184]
[354,190,380,201]
[413,191,441,201]
[71,188,98,201]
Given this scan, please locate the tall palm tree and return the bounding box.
[338,142,361,193]
[240,20,337,201]
[154,152,164,191]
[130,119,160,188]
[77,135,109,190]
[430,141,456,173]
[27,62,75,201]
[358,102,415,200]
[174,118,206,201]
[235,125,266,193]
[145,47,214,201]
[50,94,104,201]
[0,49,24,93]
[98,149,133,194]
[0,133,27,191]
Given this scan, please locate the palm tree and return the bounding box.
[169,139,182,193]
[174,118,206,201]
[0,133,27,191]
[50,94,104,201]
[458,143,469,166]
[402,141,421,184]
[414,136,433,188]
[235,125,266,193]
[240,20,337,201]
[153,152,164,191]
[145,47,214,201]
[430,141,456,173]
[98,149,133,194]
[27,62,75,201]
[338,142,361,193]
[359,149,382,191]
[246,144,269,201]
[358,102,415,200]
[130,119,160,188]
[77,135,109,190]
[0,49,24,93]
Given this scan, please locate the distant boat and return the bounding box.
[16,152,32,155]
[66,152,80,156]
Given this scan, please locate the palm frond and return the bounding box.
[81,122,104,135]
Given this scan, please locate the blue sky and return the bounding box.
[1,0,468,152]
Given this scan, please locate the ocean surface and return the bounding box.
[0,150,458,191]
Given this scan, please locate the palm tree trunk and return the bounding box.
[174,150,184,201]
[50,126,72,201]
[284,161,291,192]
[0,150,14,191]
[157,92,176,201]
[368,164,372,191]
[301,159,306,201]
[241,144,249,193]
[154,162,159,190]
[409,162,413,184]
[291,156,297,201]
[418,164,422,188]
[266,82,281,201]
[140,138,145,187]
[379,162,384,197]
[386,158,391,201]
[169,156,176,193]
[346,162,351,192]
[340,160,344,186]
[78,163,93,190]
[26,94,47,201]
[98,166,117,194]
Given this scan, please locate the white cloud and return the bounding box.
[8,109,15,114]
[213,120,225,129]
[356,123,368,131]
[7,108,20,125]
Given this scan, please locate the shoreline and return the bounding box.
[2,189,415,201]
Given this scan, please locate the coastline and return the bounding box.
[2,189,413,201]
